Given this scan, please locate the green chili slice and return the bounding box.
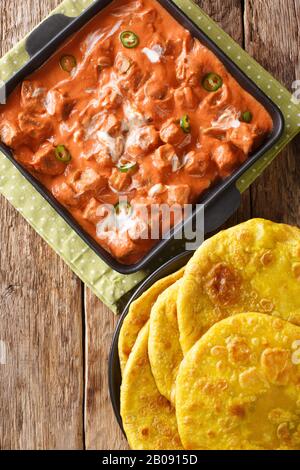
[60,55,77,73]
[120,31,139,48]
[202,73,223,92]
[55,145,72,163]
[241,111,253,123]
[117,162,137,173]
[114,201,132,215]
[180,114,191,133]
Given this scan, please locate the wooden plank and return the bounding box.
[244,0,300,225]
[0,0,84,450]
[84,296,128,450]
[84,0,246,451]
[198,0,244,45]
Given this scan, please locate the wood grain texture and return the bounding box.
[0,0,299,450]
[0,0,84,450]
[244,0,300,225]
[84,294,128,450]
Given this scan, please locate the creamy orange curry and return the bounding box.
[0,0,273,264]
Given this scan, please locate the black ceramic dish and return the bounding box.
[0,0,284,274]
[108,250,193,433]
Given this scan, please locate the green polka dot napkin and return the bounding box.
[0,0,299,313]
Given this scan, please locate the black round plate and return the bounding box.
[108,251,193,434]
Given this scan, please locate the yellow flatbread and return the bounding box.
[119,267,185,374]
[178,218,300,354]
[149,280,183,405]
[121,322,183,450]
[176,312,300,450]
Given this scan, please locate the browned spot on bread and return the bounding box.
[239,367,267,391]
[237,229,254,244]
[200,378,228,396]
[261,348,292,386]
[260,250,274,266]
[227,335,251,365]
[141,427,149,437]
[206,263,241,305]
[292,263,300,280]
[229,404,246,418]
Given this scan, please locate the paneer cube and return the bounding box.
[115,54,143,92]
[115,53,132,75]
[44,90,74,120]
[145,75,168,100]
[184,150,211,176]
[18,112,52,141]
[167,184,190,206]
[96,227,136,261]
[52,182,85,208]
[96,150,113,169]
[110,235,136,260]
[227,123,262,155]
[0,121,23,148]
[108,168,131,192]
[160,119,184,146]
[97,132,124,162]
[122,64,144,92]
[176,55,201,87]
[126,125,160,156]
[212,142,245,178]
[174,86,198,110]
[152,144,177,169]
[83,197,102,224]
[21,81,46,114]
[70,168,105,195]
[32,143,66,176]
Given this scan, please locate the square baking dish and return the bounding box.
[0,0,284,274]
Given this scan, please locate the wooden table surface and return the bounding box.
[0,0,299,450]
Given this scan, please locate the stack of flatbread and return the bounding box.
[118,219,300,450]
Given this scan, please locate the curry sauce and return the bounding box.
[0,0,273,264]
